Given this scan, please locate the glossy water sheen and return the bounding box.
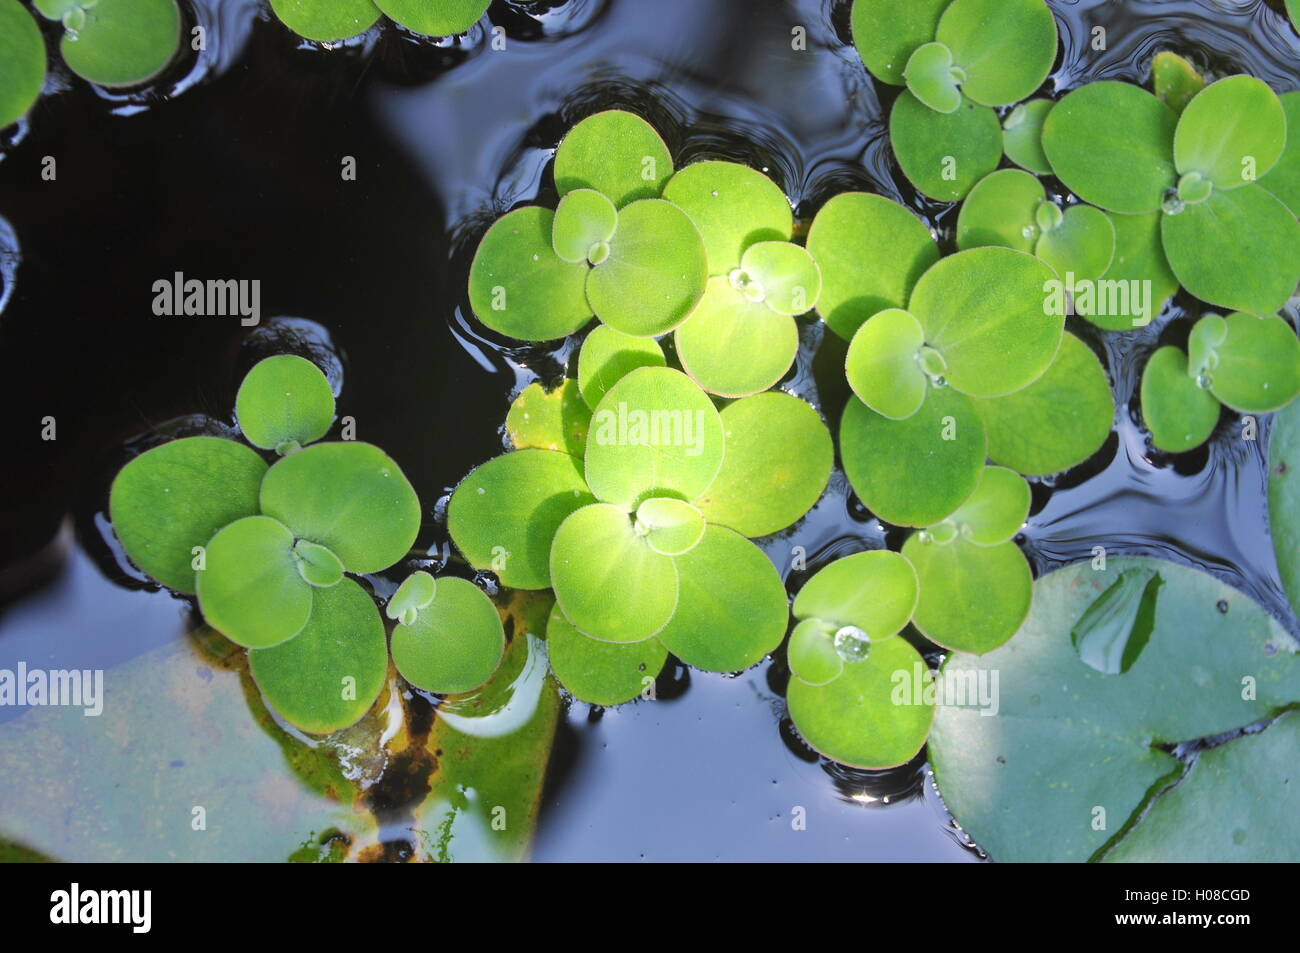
[0,0,1297,862]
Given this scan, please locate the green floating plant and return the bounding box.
[1001,99,1053,175]
[785,550,932,769]
[852,0,1057,199]
[387,572,505,695]
[506,378,591,457]
[901,466,1033,653]
[35,0,181,88]
[1141,311,1300,453]
[1041,75,1300,316]
[0,0,46,127]
[269,0,491,42]
[930,557,1300,861]
[235,353,336,454]
[1151,50,1203,116]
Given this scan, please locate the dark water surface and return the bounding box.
[0,0,1297,861]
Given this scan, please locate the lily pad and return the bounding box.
[385,570,437,626]
[1041,81,1177,214]
[586,199,708,337]
[788,620,845,687]
[661,160,793,274]
[792,550,919,639]
[889,91,1003,202]
[584,366,724,511]
[549,503,678,643]
[787,634,934,769]
[904,533,1032,653]
[447,449,595,590]
[109,436,268,593]
[1034,204,1115,284]
[1151,50,1203,116]
[1173,75,1284,192]
[1160,183,1300,316]
[53,0,180,87]
[935,0,1057,108]
[1193,312,1300,413]
[738,241,821,316]
[468,206,592,341]
[505,379,590,457]
[235,354,335,453]
[930,557,1300,861]
[904,42,963,114]
[1140,345,1220,453]
[845,308,930,420]
[948,465,1030,545]
[249,578,388,734]
[693,392,832,538]
[674,275,799,397]
[1002,99,1053,174]
[1084,211,1178,330]
[577,325,665,409]
[972,332,1114,475]
[1259,91,1300,214]
[552,189,618,264]
[850,0,948,86]
[635,497,706,557]
[196,516,313,649]
[841,386,987,527]
[545,602,666,706]
[260,442,422,574]
[955,168,1041,253]
[375,0,490,36]
[391,577,506,695]
[553,110,673,208]
[1268,399,1300,613]
[806,192,939,340]
[269,0,382,42]
[0,0,45,128]
[655,526,788,672]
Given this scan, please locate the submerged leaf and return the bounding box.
[1069,568,1163,675]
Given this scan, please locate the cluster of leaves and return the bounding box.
[110,355,506,734]
[268,0,491,42]
[1,0,182,126]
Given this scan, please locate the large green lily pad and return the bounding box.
[0,0,45,127]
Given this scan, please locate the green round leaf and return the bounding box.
[845,307,929,420]
[1197,312,1300,414]
[841,387,987,527]
[375,0,490,36]
[1268,399,1300,614]
[634,497,706,556]
[930,557,1300,862]
[235,355,335,453]
[693,392,832,537]
[260,442,422,574]
[505,379,590,457]
[1144,345,1222,452]
[545,602,666,706]
[447,449,595,590]
[1174,75,1285,191]
[1035,203,1115,284]
[661,160,793,274]
[269,0,381,41]
[736,241,820,316]
[1152,51,1204,116]
[1002,99,1053,175]
[553,110,673,208]
[674,275,798,398]
[584,366,724,510]
[1082,211,1177,330]
[889,91,1003,202]
[577,325,666,409]
[936,0,1057,107]
[908,246,1063,398]
[973,331,1114,475]
[792,550,919,638]
[787,634,934,769]
[549,503,678,643]
[109,436,268,593]
[1160,183,1300,317]
[949,465,1030,545]
[386,570,437,626]
[552,188,618,264]
[1041,81,1177,214]
[1259,91,1300,214]
[391,577,505,694]
[904,42,962,114]
[850,0,948,86]
[196,516,313,649]
[249,578,387,735]
[292,538,344,588]
[806,192,939,340]
[468,206,592,342]
[655,525,788,672]
[586,199,708,337]
[0,0,45,128]
[57,0,179,87]
[955,168,1042,253]
[788,619,845,687]
[903,534,1031,653]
